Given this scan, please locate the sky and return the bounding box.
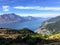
[0,0,60,17]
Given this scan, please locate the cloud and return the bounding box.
[2,6,9,11]
[14,6,60,11]
[17,13,60,17]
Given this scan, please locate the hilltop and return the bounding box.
[0,28,34,38]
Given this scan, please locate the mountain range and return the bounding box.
[0,13,42,24]
[0,13,60,35]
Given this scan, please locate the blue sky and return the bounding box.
[0,0,60,17]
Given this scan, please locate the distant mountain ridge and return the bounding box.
[47,16,60,22]
[0,13,42,24]
[0,13,22,24]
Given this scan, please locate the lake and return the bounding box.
[0,19,47,31]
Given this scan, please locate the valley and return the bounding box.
[0,13,48,31]
[0,13,60,45]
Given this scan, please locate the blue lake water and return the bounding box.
[0,19,46,31]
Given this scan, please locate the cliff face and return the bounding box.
[35,16,60,35]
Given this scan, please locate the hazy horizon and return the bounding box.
[0,13,58,18]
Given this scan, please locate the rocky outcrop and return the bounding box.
[35,16,60,35]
